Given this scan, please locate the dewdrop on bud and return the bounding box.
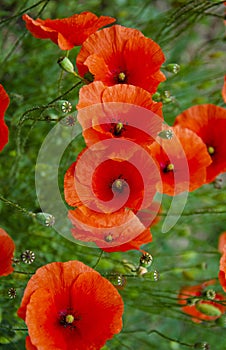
[8,287,16,299]
[205,289,216,300]
[54,100,72,113]
[164,63,180,74]
[35,212,55,227]
[21,250,35,264]
[194,342,210,350]
[158,129,173,140]
[108,273,127,290]
[196,301,222,317]
[143,269,160,281]
[140,252,153,268]
[57,57,75,74]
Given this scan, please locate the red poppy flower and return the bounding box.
[68,205,153,252]
[178,280,225,323]
[64,142,159,213]
[222,75,226,103]
[148,125,212,196]
[76,25,165,93]
[218,231,226,254]
[76,82,163,147]
[18,260,124,350]
[0,228,15,277]
[22,12,115,50]
[174,104,226,183]
[0,84,10,151]
[219,246,226,292]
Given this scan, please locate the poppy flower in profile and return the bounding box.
[0,84,10,152]
[0,228,15,277]
[76,25,165,94]
[219,246,226,292]
[68,205,154,252]
[18,261,124,350]
[174,104,226,183]
[22,12,115,50]
[64,143,159,213]
[76,82,163,147]
[148,125,212,196]
[178,280,226,323]
[218,231,226,254]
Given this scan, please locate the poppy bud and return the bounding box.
[57,57,75,74]
[21,250,35,264]
[54,100,72,113]
[204,289,216,300]
[34,212,55,227]
[152,92,161,102]
[108,273,126,290]
[139,252,153,268]
[196,302,222,317]
[158,129,173,140]
[143,269,160,281]
[164,63,180,74]
[8,287,17,299]
[194,342,210,349]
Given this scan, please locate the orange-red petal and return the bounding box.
[23,12,115,50]
[218,231,226,254]
[18,261,123,350]
[0,228,15,277]
[69,206,153,252]
[222,75,226,103]
[149,125,212,195]
[174,104,226,183]
[178,280,225,323]
[0,84,10,151]
[76,25,165,93]
[77,82,163,147]
[219,246,226,292]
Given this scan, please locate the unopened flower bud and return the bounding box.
[140,252,153,268]
[164,63,180,74]
[194,342,210,349]
[204,289,216,300]
[35,212,55,227]
[108,273,126,290]
[57,57,75,74]
[158,129,173,140]
[196,301,222,317]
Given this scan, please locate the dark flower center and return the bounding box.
[110,122,125,137]
[112,178,127,193]
[59,309,80,329]
[162,163,174,173]
[208,146,215,155]
[117,72,126,82]
[105,233,114,242]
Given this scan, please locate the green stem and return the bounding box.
[92,250,104,269]
[0,194,34,217]
[13,270,34,275]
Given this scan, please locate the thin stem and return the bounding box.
[13,270,34,275]
[0,0,50,25]
[92,250,104,269]
[123,329,193,348]
[0,194,34,217]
